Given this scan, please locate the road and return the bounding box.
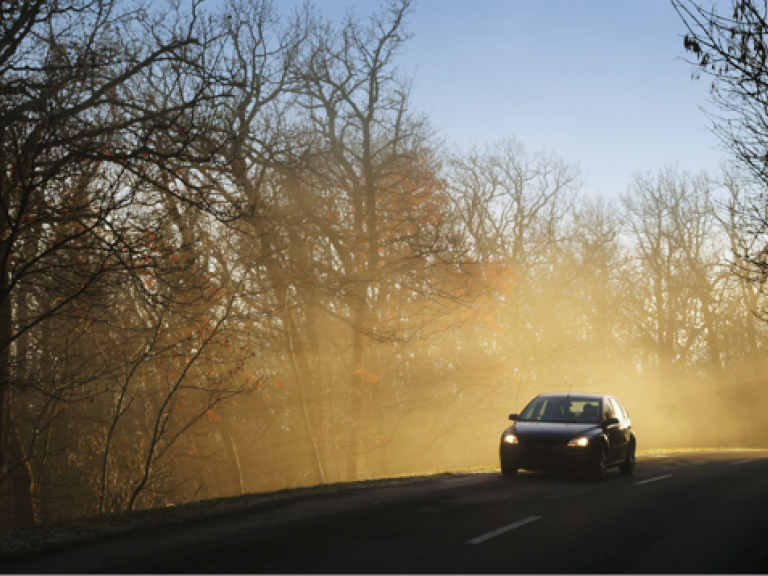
[4,451,768,573]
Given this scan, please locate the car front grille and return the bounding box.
[518,436,565,447]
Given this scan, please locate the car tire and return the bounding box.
[619,442,635,476]
[500,458,518,477]
[589,447,607,481]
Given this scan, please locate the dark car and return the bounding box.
[499,393,636,480]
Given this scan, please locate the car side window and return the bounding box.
[609,398,624,420]
[612,398,628,419]
[602,399,616,421]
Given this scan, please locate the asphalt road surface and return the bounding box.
[4,451,768,573]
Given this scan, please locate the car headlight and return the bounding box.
[567,436,589,447]
[503,434,518,444]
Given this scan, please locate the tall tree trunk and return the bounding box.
[0,383,9,531]
[0,268,9,526]
[286,310,326,485]
[366,345,389,477]
[0,273,34,528]
[245,201,326,485]
[700,292,724,385]
[742,282,764,386]
[7,422,34,527]
[346,301,365,481]
[220,417,245,496]
[302,298,333,481]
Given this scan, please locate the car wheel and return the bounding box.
[589,447,607,481]
[500,458,518,477]
[619,443,636,476]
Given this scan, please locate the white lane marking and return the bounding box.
[635,474,672,485]
[466,516,541,544]
[731,459,755,465]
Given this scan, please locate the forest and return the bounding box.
[2,0,768,529]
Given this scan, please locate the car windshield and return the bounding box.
[519,398,601,423]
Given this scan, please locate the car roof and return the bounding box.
[535,393,606,401]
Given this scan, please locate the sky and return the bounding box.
[281,0,724,199]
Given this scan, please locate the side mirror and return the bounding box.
[509,414,518,421]
[603,417,619,428]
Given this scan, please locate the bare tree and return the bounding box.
[292,0,441,480]
[620,167,728,403]
[674,0,768,326]
[0,0,239,526]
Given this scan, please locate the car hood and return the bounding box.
[507,421,601,446]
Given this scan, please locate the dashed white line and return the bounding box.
[467,516,541,544]
[730,459,755,465]
[635,474,672,485]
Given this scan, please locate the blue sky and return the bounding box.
[283,0,722,198]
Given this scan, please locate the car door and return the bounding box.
[608,397,630,461]
[601,398,624,464]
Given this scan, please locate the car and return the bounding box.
[499,393,636,480]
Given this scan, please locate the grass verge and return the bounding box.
[0,468,495,558]
[637,447,768,455]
